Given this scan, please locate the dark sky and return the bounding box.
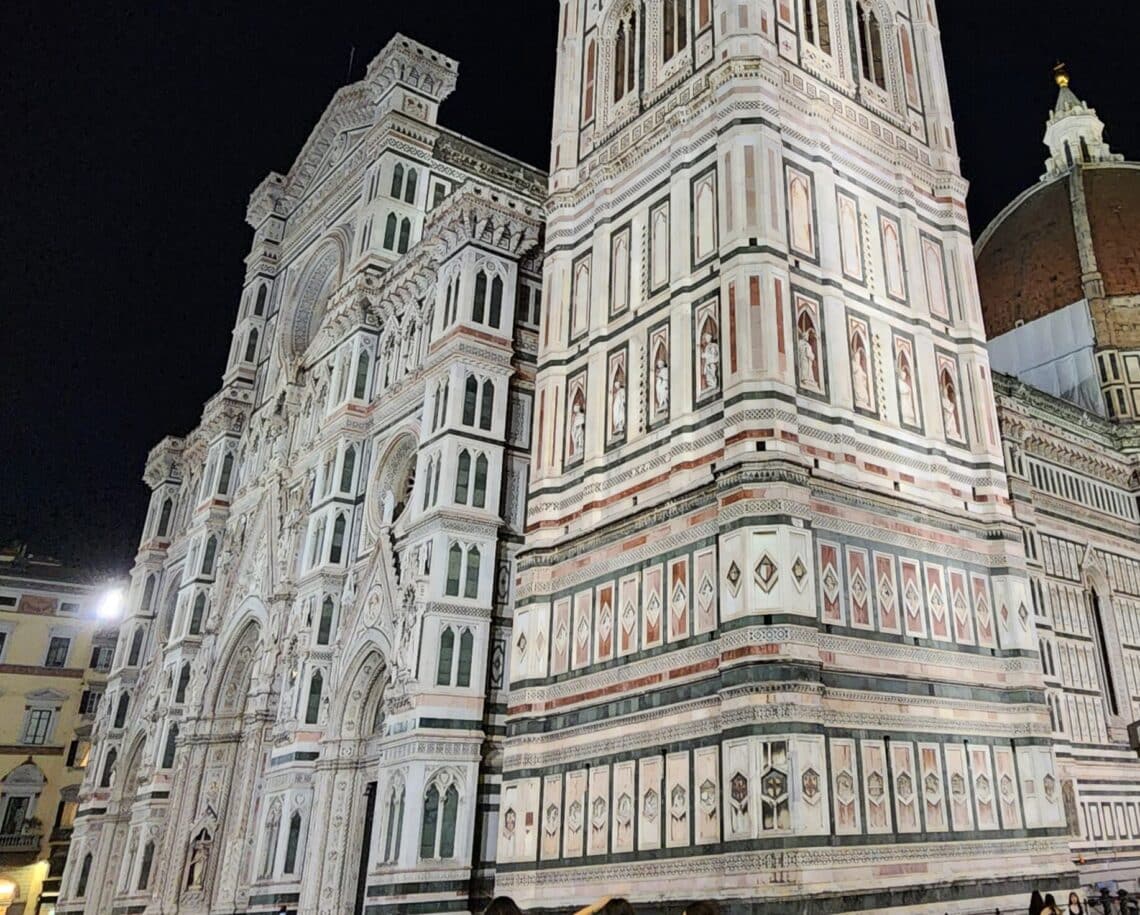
[2,2,1137,576]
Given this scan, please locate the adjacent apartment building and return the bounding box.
[0,545,118,915]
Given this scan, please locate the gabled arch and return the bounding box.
[283,237,345,366]
[204,609,266,718]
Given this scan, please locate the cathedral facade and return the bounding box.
[58,35,545,915]
[58,6,1140,915]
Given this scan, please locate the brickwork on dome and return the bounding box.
[975,178,1083,338]
[1084,167,1140,297]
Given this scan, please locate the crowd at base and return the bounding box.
[1036,887,1140,915]
[482,898,717,915]
[471,891,1140,915]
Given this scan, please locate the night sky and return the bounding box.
[2,2,1138,576]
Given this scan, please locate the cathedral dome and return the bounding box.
[975,162,1140,338]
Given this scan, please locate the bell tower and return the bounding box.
[499,1,1071,910]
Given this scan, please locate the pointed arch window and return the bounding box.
[189,593,206,635]
[243,328,259,363]
[1087,589,1121,718]
[340,446,357,493]
[161,723,179,769]
[141,574,157,613]
[353,350,371,400]
[489,276,504,328]
[114,693,130,729]
[440,784,458,858]
[383,213,398,250]
[803,0,831,53]
[175,663,190,703]
[446,544,463,597]
[473,271,488,324]
[462,375,479,426]
[262,803,281,877]
[856,3,886,88]
[457,629,474,687]
[405,168,418,204]
[329,514,347,564]
[201,536,218,577]
[156,497,173,537]
[464,546,481,599]
[420,784,440,859]
[397,218,412,254]
[391,163,405,199]
[305,671,323,724]
[127,628,144,666]
[613,7,640,104]
[76,853,93,897]
[473,455,488,509]
[383,783,405,863]
[479,380,495,431]
[284,811,303,874]
[582,39,597,124]
[217,451,235,496]
[422,457,435,511]
[99,748,117,788]
[455,451,471,504]
[419,779,461,860]
[254,283,268,317]
[663,0,688,62]
[437,627,455,686]
[317,597,335,646]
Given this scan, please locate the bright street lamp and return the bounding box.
[96,587,125,620]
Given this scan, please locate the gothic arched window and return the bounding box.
[473,455,488,509]
[419,778,461,860]
[479,380,495,431]
[662,0,688,62]
[464,547,481,600]
[391,163,405,199]
[141,574,157,614]
[397,218,412,254]
[353,350,371,400]
[305,671,323,724]
[76,853,93,896]
[114,693,129,729]
[138,840,155,890]
[254,283,268,317]
[473,271,488,324]
[243,328,259,363]
[100,748,117,788]
[201,536,218,577]
[405,168,418,204]
[582,39,597,124]
[383,213,398,250]
[462,375,479,426]
[175,663,190,703]
[489,276,504,328]
[856,2,886,88]
[156,497,173,537]
[457,628,474,687]
[127,628,144,667]
[262,802,281,877]
[446,543,463,597]
[455,450,471,505]
[383,783,405,863]
[161,723,178,769]
[284,812,302,873]
[217,452,235,496]
[189,593,206,635]
[317,597,335,646]
[329,514,346,564]
[340,446,357,494]
[612,6,640,104]
[437,627,455,686]
[803,0,831,53]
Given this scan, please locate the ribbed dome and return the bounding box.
[975,163,1140,339]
